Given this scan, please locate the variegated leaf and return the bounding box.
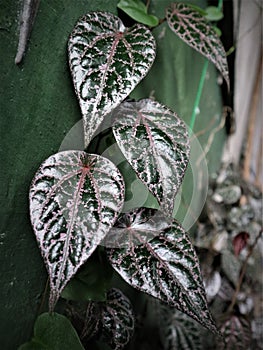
[102,207,169,248]
[29,151,124,310]
[107,208,218,334]
[217,315,252,350]
[101,288,134,350]
[68,12,156,147]
[166,3,229,89]
[159,307,202,350]
[112,99,190,217]
[67,302,101,343]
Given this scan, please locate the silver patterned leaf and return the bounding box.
[217,315,252,350]
[159,306,202,350]
[29,151,124,310]
[101,288,134,350]
[107,208,219,334]
[166,3,229,89]
[102,207,169,248]
[68,12,156,147]
[112,99,190,217]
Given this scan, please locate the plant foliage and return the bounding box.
[101,289,135,349]
[19,313,85,350]
[117,0,159,26]
[159,306,202,350]
[166,3,229,88]
[24,2,234,349]
[107,208,218,334]
[68,11,156,147]
[112,99,190,216]
[29,151,124,309]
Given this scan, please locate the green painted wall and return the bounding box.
[0,0,226,348]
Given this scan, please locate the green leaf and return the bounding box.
[213,26,222,37]
[107,208,219,334]
[205,6,224,21]
[166,3,229,89]
[29,151,124,310]
[117,0,159,26]
[61,251,112,302]
[112,99,190,217]
[68,12,156,147]
[19,313,84,350]
[188,4,207,16]
[19,340,46,350]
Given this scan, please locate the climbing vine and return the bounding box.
[19,1,234,349]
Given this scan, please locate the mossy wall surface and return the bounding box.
[0,0,225,348]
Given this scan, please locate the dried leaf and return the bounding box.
[107,208,219,333]
[233,232,250,257]
[68,12,156,147]
[112,99,190,216]
[166,3,229,88]
[101,288,134,350]
[29,151,124,310]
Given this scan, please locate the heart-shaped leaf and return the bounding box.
[205,6,224,21]
[166,3,229,89]
[112,99,190,216]
[67,302,101,344]
[19,312,84,350]
[107,208,218,334]
[217,315,252,350]
[101,288,134,350]
[29,151,124,310]
[159,307,202,350]
[68,12,156,147]
[117,0,159,27]
[102,207,168,248]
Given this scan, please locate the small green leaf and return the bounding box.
[213,26,222,37]
[117,0,159,26]
[19,313,84,350]
[19,340,45,350]
[205,6,224,21]
[188,4,207,16]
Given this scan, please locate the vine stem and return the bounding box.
[227,229,263,314]
[189,59,209,134]
[218,0,223,11]
[189,0,223,134]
